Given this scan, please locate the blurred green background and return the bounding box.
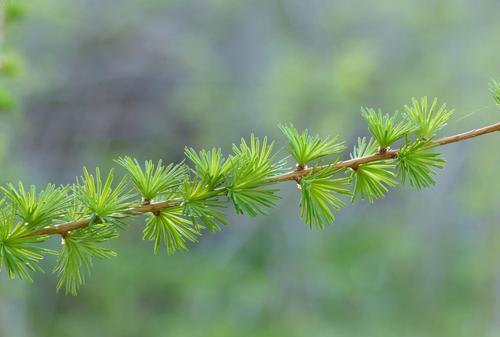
[1,0,500,336]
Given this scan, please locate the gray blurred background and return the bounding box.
[0,0,499,336]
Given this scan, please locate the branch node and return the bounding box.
[378,147,388,154]
[294,163,308,184]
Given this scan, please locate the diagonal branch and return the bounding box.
[25,121,500,238]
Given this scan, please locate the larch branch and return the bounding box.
[25,121,500,238]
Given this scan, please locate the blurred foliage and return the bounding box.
[0,2,24,114]
[0,0,25,179]
[0,0,499,336]
[5,2,26,26]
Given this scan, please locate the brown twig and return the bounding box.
[24,121,500,237]
[431,122,500,146]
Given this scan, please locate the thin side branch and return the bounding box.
[25,121,500,238]
[432,122,500,146]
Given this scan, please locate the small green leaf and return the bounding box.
[1,182,68,228]
[53,225,118,295]
[299,166,351,229]
[185,147,231,189]
[397,141,446,189]
[144,207,200,255]
[75,167,134,222]
[181,179,227,232]
[0,205,55,282]
[489,79,500,107]
[116,156,186,202]
[59,191,89,223]
[362,108,412,150]
[350,137,398,203]
[226,134,284,216]
[404,97,454,139]
[227,187,280,217]
[279,123,344,165]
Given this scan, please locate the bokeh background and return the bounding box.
[1,0,499,336]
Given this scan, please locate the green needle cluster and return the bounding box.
[490,79,500,108]
[349,137,398,204]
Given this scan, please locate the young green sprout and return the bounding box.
[1,183,68,228]
[350,137,397,203]
[396,142,446,188]
[404,97,454,140]
[299,166,351,229]
[361,108,413,151]
[226,134,284,216]
[116,156,186,204]
[184,147,230,189]
[279,123,344,167]
[489,79,500,107]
